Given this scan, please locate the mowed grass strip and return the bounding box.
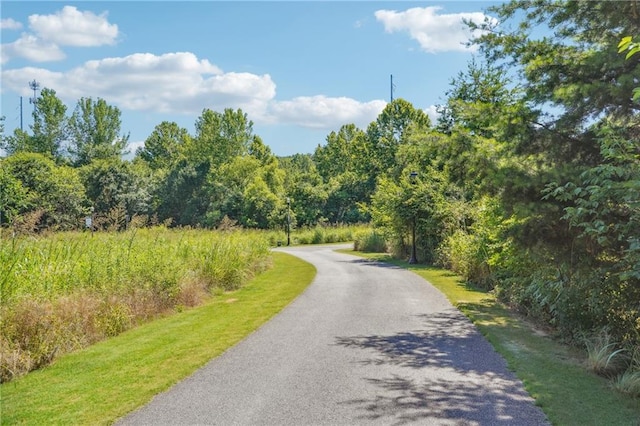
[344,251,640,426]
[1,252,315,425]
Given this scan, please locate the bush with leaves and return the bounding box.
[370,167,458,263]
[544,118,640,346]
[437,196,504,289]
[1,153,88,231]
[80,159,153,227]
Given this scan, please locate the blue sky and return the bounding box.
[1,1,501,157]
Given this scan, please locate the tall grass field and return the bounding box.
[0,223,362,383]
[263,223,368,246]
[0,227,272,382]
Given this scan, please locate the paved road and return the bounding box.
[118,244,549,425]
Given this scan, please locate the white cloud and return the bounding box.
[1,34,65,64]
[375,6,495,53]
[0,66,67,94]
[267,96,387,129]
[29,6,118,47]
[1,6,118,64]
[1,52,276,118]
[424,105,440,123]
[1,52,385,131]
[126,139,145,155]
[1,18,23,30]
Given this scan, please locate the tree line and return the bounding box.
[1,1,639,350]
[0,85,431,232]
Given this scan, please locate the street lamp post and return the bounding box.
[408,171,418,264]
[286,197,291,246]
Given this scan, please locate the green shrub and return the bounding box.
[289,224,366,246]
[311,227,324,244]
[354,230,387,253]
[612,369,640,397]
[439,230,492,289]
[584,329,628,377]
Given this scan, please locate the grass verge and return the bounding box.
[343,251,640,426]
[0,252,316,425]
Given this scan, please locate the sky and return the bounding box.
[1,1,501,157]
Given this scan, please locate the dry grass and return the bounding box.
[0,227,272,382]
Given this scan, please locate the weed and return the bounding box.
[95,301,132,337]
[612,369,640,397]
[583,328,628,377]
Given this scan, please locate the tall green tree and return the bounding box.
[544,117,640,343]
[314,124,371,223]
[249,135,276,166]
[188,108,253,167]
[31,88,68,161]
[436,59,536,147]
[203,155,286,228]
[136,121,189,170]
[158,108,260,227]
[454,0,640,344]
[156,159,211,226]
[471,0,640,163]
[1,129,31,158]
[68,97,129,166]
[279,154,328,226]
[315,124,366,182]
[1,89,68,162]
[365,98,431,178]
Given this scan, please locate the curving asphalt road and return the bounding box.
[118,244,549,425]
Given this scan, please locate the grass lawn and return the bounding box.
[342,251,640,426]
[0,252,316,425]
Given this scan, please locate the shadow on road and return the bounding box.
[340,258,404,270]
[335,310,505,373]
[341,374,544,425]
[335,310,548,425]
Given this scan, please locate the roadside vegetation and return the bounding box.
[0,227,272,382]
[265,223,368,247]
[0,251,315,425]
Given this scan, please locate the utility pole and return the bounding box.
[390,74,395,102]
[20,96,23,130]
